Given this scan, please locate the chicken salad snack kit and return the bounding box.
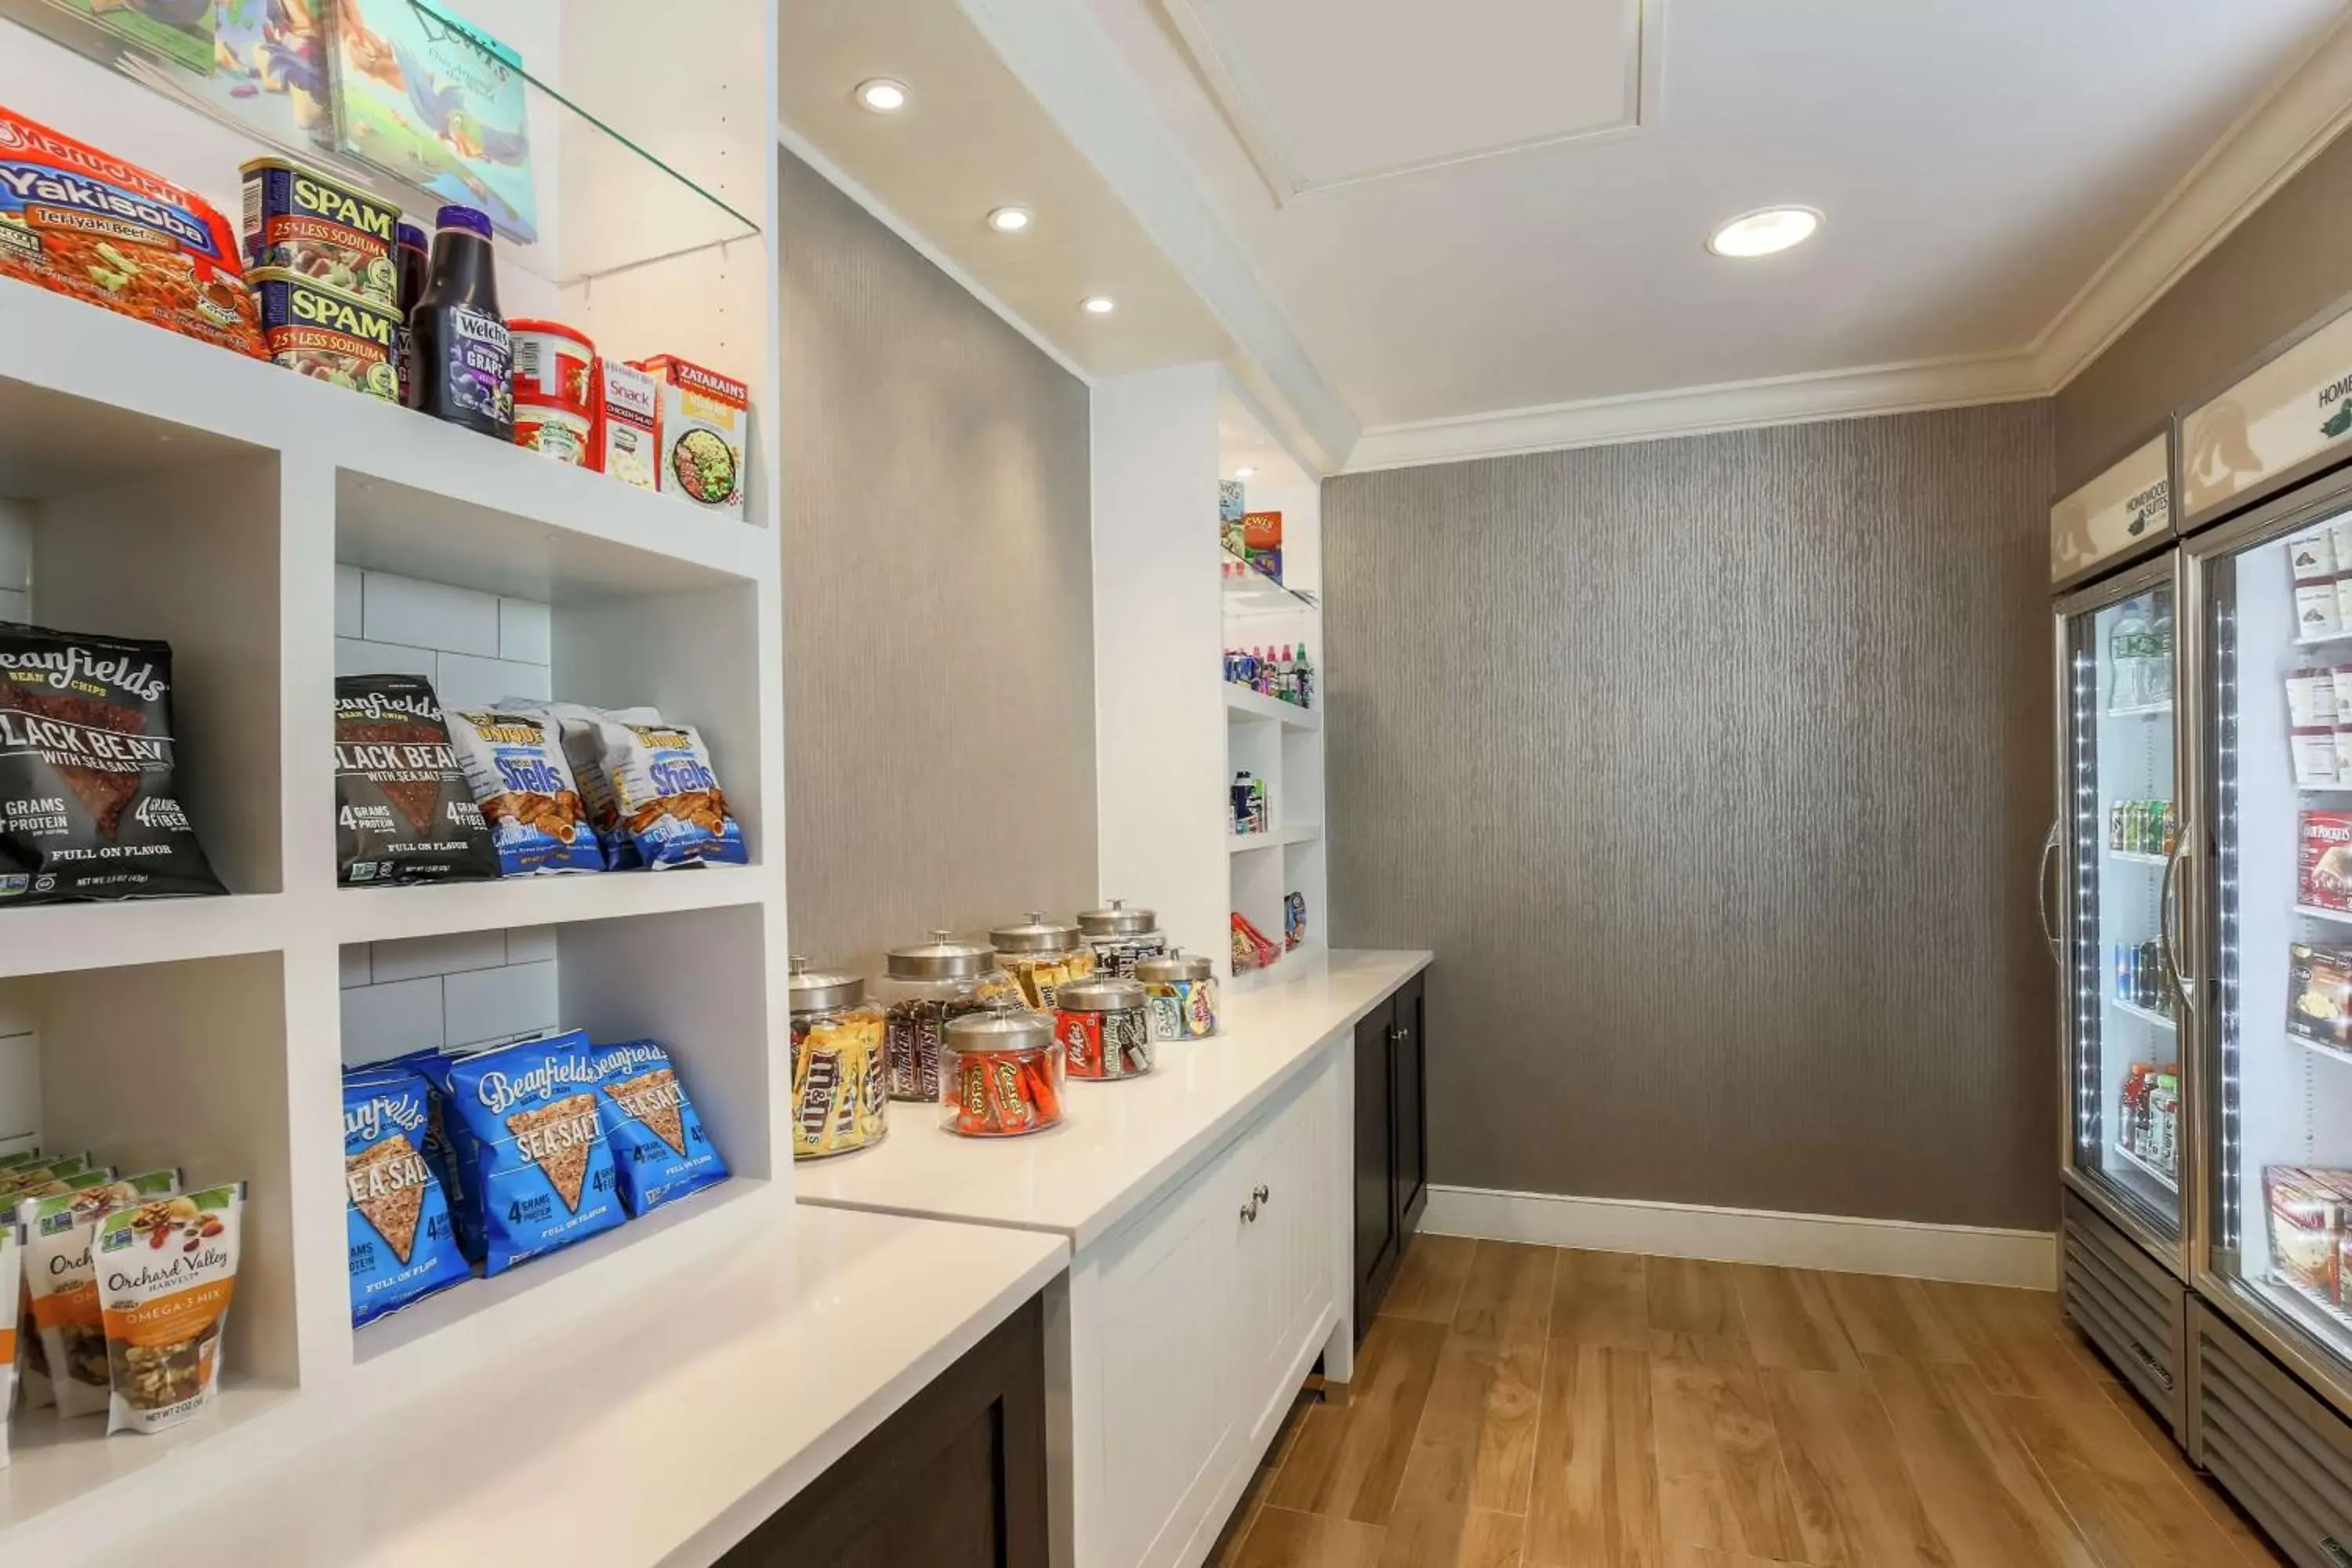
[96,1182,244,1436]
[344,1065,470,1327]
[26,1169,182,1420]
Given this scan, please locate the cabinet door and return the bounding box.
[1393,975,1428,1241]
[1236,1062,1338,1424]
[1354,1002,1399,1332]
[1093,1167,1241,1568]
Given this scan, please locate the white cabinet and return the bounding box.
[1069,1047,1345,1568]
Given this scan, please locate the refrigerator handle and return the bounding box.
[2037,818,2062,965]
[2161,826,2198,1011]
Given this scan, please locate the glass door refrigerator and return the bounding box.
[2056,549,2193,1275]
[2187,467,2352,1416]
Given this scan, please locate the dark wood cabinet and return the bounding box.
[1353,974,1430,1334]
[716,1293,1050,1568]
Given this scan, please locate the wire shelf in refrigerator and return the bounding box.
[2301,781,2352,793]
[2297,630,2352,648]
[2111,1141,2180,1195]
[2106,849,2169,866]
[2285,1032,2352,1071]
[2109,998,2178,1031]
[2296,905,2352,928]
[2267,1275,2352,1347]
[2103,702,2175,718]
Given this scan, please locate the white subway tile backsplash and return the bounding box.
[437,654,552,711]
[335,565,365,639]
[370,931,510,985]
[363,573,499,656]
[443,960,558,1050]
[337,638,437,680]
[339,945,372,989]
[341,977,445,1065]
[499,597,552,665]
[0,589,27,625]
[503,925,558,966]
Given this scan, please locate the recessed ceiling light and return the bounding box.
[1233,467,1257,479]
[987,205,1032,234]
[855,78,909,113]
[1707,206,1820,259]
[1081,296,1116,315]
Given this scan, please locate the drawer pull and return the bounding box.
[1240,1199,1261,1223]
[1254,1185,1271,1206]
[2321,1537,2351,1568]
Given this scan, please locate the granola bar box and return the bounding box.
[96,1182,243,1436]
[438,1030,624,1276]
[344,1065,470,1327]
[0,627,224,903]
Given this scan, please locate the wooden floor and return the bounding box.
[1207,1238,2288,1568]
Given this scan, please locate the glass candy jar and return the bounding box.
[788,956,888,1159]
[941,1006,1065,1138]
[989,911,1095,1011]
[1056,976,1154,1080]
[1076,898,1167,978]
[874,931,1017,1104]
[1136,948,1220,1042]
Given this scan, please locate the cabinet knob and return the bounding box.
[1240,1199,1260,1223]
[1254,1184,1271,1205]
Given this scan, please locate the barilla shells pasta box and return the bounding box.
[438,1030,624,1275]
[634,356,748,519]
[592,1039,728,1215]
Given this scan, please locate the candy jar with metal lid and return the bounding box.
[1136,948,1220,1042]
[875,931,1018,1104]
[1057,976,1154,1080]
[1076,898,1167,978]
[788,956,888,1159]
[941,1004,1065,1138]
[989,911,1095,1011]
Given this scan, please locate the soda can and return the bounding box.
[2115,944,2135,1000]
[2161,802,2179,857]
[2109,801,2126,851]
[2140,940,2162,1008]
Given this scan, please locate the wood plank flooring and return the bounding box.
[1207,1240,2288,1568]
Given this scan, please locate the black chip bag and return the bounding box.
[0,626,224,904]
[336,674,499,886]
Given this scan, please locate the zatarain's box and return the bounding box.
[633,355,749,519]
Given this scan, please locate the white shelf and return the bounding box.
[2285,1031,2352,1070]
[2103,701,2175,717]
[2299,630,2352,648]
[2109,997,2178,1030]
[2106,848,2169,866]
[1230,824,1323,854]
[1225,685,1322,731]
[2111,1140,2180,1194]
[0,894,285,980]
[2300,780,2352,793]
[336,866,772,944]
[2296,904,2352,927]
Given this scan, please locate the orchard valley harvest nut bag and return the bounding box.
[96,1182,243,1436]
[343,1065,469,1326]
[335,675,499,885]
[592,1040,728,1216]
[0,629,223,903]
[440,1031,624,1275]
[25,1169,180,1419]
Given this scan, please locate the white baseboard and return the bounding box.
[1422,1185,2057,1291]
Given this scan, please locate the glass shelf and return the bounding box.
[1223,546,1318,618]
[0,0,759,286]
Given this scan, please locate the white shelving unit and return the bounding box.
[1094,369,1327,982]
[0,5,786,1557]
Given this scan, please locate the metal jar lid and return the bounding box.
[788,955,866,1013]
[1077,898,1159,938]
[943,1006,1056,1054]
[886,930,996,982]
[1058,977,1149,1014]
[1134,949,1215,984]
[989,910,1083,955]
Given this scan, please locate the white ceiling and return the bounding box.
[784,0,2352,472]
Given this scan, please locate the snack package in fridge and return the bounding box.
[96,1183,244,1436]
[2301,811,2352,914]
[437,1030,624,1275]
[0,1219,18,1467]
[591,1040,728,1216]
[344,1065,470,1327]
[597,714,748,869]
[2267,1167,2344,1301]
[2289,944,2352,1050]
[25,1169,180,1419]
[445,708,601,877]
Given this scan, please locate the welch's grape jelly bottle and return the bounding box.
[408,205,513,440]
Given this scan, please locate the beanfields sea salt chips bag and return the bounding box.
[597,714,748,869]
[441,1031,624,1275]
[0,1220,20,1467]
[25,1168,180,1419]
[345,1066,470,1327]
[96,1182,243,1436]
[592,1040,728,1215]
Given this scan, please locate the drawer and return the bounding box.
[2060,1190,2186,1436]
[2191,1299,2352,1568]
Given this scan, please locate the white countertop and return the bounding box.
[68,1207,1067,1568]
[796,949,1433,1251]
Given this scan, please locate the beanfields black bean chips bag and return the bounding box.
[335,673,499,886]
[0,625,223,902]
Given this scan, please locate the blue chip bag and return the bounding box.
[438,1030,625,1275]
[343,1065,470,1327]
[596,714,750,869]
[445,709,603,877]
[384,1049,485,1264]
[591,1040,728,1215]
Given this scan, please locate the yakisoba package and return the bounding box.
[447,708,601,877]
[591,1040,728,1216]
[433,1031,625,1276]
[343,1065,469,1327]
[24,1168,180,1419]
[595,713,747,869]
[96,1182,245,1436]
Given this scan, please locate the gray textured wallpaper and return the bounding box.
[1326,404,2058,1229]
[779,151,1096,975]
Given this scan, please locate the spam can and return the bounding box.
[238,158,400,308]
[249,267,400,402]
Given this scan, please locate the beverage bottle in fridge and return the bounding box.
[2111,598,2149,710]
[2147,599,2175,704]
